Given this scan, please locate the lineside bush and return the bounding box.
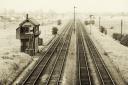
[52,27,58,36]
[84,20,90,25]
[112,33,123,41]
[120,34,128,46]
[99,26,107,35]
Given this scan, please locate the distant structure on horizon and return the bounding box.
[16,14,42,56]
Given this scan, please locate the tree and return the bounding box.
[52,27,58,36]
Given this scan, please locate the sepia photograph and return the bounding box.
[0,0,128,85]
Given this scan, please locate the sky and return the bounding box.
[0,0,128,13]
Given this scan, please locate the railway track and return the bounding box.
[76,22,93,85]
[19,21,73,85]
[45,22,73,85]
[79,21,116,85]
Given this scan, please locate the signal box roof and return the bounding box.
[19,14,40,26]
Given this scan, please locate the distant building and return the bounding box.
[16,14,42,56]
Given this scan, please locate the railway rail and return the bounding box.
[19,21,73,85]
[79,21,116,85]
[76,22,93,85]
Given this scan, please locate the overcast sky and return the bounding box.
[0,0,128,13]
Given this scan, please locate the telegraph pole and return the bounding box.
[121,19,123,37]
[4,8,7,29]
[99,16,101,29]
[89,15,93,35]
[74,6,77,32]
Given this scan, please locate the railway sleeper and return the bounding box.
[81,80,90,85]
